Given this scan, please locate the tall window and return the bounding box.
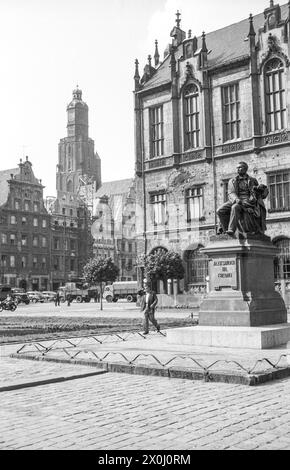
[21,235,27,247]
[222,83,240,141]
[32,236,38,247]
[1,233,7,244]
[265,58,286,132]
[53,257,60,271]
[53,238,60,250]
[70,259,75,271]
[150,193,167,226]
[10,215,16,225]
[67,180,73,193]
[184,84,200,149]
[42,236,47,248]
[185,246,209,287]
[268,171,290,211]
[186,187,204,221]
[33,217,38,227]
[10,256,15,268]
[274,238,290,280]
[10,234,16,245]
[150,106,164,158]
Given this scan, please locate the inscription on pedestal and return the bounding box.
[212,258,237,289]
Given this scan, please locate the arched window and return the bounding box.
[273,238,290,280]
[183,84,200,150]
[265,58,286,132]
[67,180,73,193]
[184,245,208,289]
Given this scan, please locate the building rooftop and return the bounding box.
[141,2,288,91]
[95,178,134,198]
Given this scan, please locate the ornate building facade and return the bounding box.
[134,2,290,293]
[0,88,102,291]
[91,179,137,281]
[0,158,51,290]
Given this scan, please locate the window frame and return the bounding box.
[183,83,200,150]
[221,82,241,142]
[150,192,167,226]
[264,58,287,133]
[267,170,290,212]
[186,186,204,222]
[1,233,7,244]
[149,105,164,159]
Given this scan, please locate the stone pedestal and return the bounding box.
[166,324,290,349]
[166,234,290,350]
[199,234,287,327]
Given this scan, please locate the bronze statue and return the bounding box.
[217,162,269,236]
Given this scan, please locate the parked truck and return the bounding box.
[58,282,91,303]
[103,281,138,303]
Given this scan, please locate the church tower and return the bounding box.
[56,87,102,212]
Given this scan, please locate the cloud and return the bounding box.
[143,0,180,60]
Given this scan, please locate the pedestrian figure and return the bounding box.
[67,294,71,307]
[55,291,60,307]
[140,284,160,335]
[94,289,100,303]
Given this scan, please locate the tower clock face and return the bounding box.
[68,110,74,122]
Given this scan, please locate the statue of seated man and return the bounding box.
[217,161,269,236]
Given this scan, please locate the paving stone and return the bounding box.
[1,339,290,450]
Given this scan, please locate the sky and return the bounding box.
[0,0,273,198]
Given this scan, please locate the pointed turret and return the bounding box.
[154,40,160,67]
[200,32,208,68]
[248,14,256,54]
[140,55,156,84]
[248,13,256,38]
[134,59,140,90]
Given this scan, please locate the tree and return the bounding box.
[144,250,184,292]
[82,256,119,310]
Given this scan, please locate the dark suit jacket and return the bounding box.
[140,292,158,312]
[228,175,267,209]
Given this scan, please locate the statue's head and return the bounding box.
[237,161,248,176]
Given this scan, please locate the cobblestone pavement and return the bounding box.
[1,360,290,450]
